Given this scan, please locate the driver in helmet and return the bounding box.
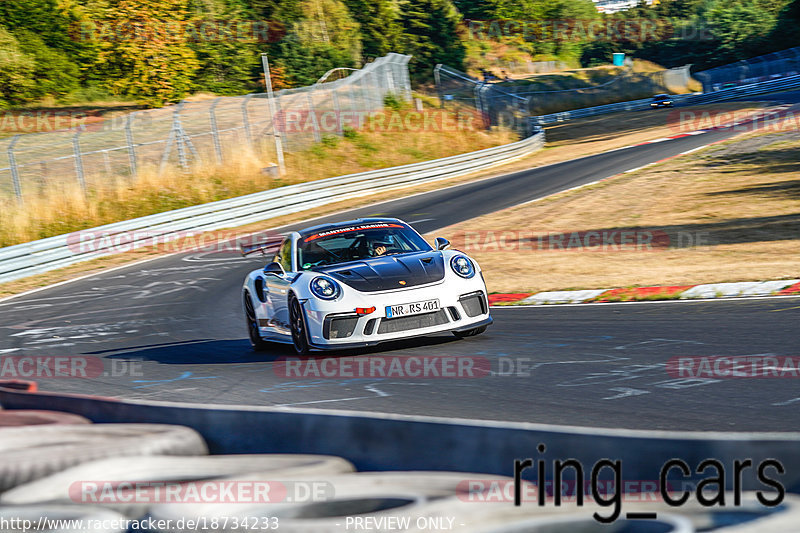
[370,235,396,256]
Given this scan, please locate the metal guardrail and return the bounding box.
[530,72,800,125]
[529,95,693,125]
[681,73,800,105]
[0,130,545,285]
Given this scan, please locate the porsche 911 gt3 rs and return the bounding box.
[242,218,492,354]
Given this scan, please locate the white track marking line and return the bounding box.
[680,146,706,155]
[0,256,175,306]
[603,388,650,400]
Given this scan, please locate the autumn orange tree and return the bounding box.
[92,0,200,107]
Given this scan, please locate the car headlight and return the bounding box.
[450,255,475,279]
[310,276,340,300]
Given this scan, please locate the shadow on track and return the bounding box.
[89,334,469,365]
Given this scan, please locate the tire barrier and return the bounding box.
[3,387,799,495]
[147,472,513,533]
[0,454,355,518]
[0,410,90,427]
[426,492,800,533]
[457,514,694,533]
[0,424,207,491]
[2,386,800,532]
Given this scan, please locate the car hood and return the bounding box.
[316,252,445,292]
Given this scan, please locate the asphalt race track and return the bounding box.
[1,92,799,432]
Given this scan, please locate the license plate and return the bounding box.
[385,299,440,318]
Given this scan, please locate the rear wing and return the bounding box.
[239,234,284,257]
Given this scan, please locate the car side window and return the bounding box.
[275,239,292,272]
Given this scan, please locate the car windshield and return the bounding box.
[297,223,432,269]
[654,94,668,100]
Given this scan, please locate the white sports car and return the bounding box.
[242,218,492,354]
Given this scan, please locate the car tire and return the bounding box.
[0,424,207,491]
[244,292,269,352]
[289,295,310,356]
[453,325,487,338]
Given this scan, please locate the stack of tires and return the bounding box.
[0,406,797,532]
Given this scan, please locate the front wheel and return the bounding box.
[453,325,487,339]
[289,296,310,355]
[244,292,269,351]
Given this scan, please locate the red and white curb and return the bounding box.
[488,279,800,306]
[632,104,797,147]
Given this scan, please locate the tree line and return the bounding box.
[0,0,798,108]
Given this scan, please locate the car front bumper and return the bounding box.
[300,280,492,349]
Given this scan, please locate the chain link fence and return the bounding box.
[694,46,800,92]
[435,62,692,121]
[0,53,411,203]
[434,65,531,136]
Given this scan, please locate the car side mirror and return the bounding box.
[264,261,285,276]
[435,237,451,251]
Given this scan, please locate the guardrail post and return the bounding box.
[209,98,223,164]
[7,135,23,203]
[174,103,189,172]
[274,91,289,152]
[433,65,444,108]
[332,88,343,135]
[306,88,322,143]
[125,112,138,179]
[242,94,254,148]
[370,70,381,108]
[348,82,359,131]
[474,83,491,130]
[102,150,112,176]
[72,126,87,194]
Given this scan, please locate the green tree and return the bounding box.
[399,0,466,79]
[0,27,37,107]
[341,0,402,58]
[90,0,201,106]
[705,0,775,58]
[14,30,82,99]
[0,0,94,62]
[277,0,362,86]
[186,0,262,95]
[769,0,800,47]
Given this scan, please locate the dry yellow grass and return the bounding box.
[0,125,514,247]
[430,128,800,294]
